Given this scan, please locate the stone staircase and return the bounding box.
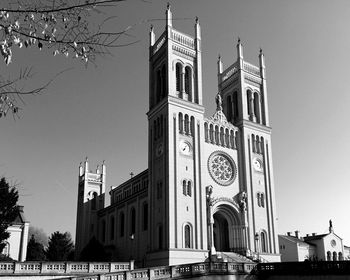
[215,251,255,263]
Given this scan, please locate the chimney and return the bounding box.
[287,232,291,236]
[306,234,309,237]
[295,230,299,239]
[312,233,316,236]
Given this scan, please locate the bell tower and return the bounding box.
[218,40,280,260]
[146,5,207,266]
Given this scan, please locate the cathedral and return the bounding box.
[75,5,280,266]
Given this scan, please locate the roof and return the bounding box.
[303,234,328,241]
[279,235,314,247]
[11,206,28,224]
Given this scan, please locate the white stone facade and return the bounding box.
[75,6,280,266]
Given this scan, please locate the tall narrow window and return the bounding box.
[101,220,106,243]
[179,113,183,134]
[327,251,331,261]
[261,193,265,207]
[233,92,238,121]
[120,212,125,237]
[110,216,115,240]
[130,208,136,235]
[158,225,163,249]
[187,181,192,197]
[333,251,337,261]
[254,92,260,123]
[176,63,181,92]
[161,65,166,98]
[143,203,148,231]
[257,192,261,207]
[156,69,161,103]
[227,95,232,122]
[91,192,97,210]
[183,180,187,195]
[185,66,192,99]
[184,224,191,248]
[261,232,267,253]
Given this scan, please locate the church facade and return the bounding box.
[75,6,280,266]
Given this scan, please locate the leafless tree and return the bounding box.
[0,0,137,118]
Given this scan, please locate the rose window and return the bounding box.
[208,152,236,186]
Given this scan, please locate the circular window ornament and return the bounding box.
[331,240,336,247]
[208,151,237,186]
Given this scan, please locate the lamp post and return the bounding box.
[255,233,260,262]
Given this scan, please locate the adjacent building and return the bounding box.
[1,206,29,261]
[279,221,350,262]
[75,5,280,266]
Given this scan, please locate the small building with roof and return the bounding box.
[1,206,30,261]
[279,220,348,262]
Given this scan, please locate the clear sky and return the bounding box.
[1,0,350,245]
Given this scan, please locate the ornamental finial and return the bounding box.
[216,93,222,112]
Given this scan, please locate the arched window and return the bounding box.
[220,127,225,146]
[256,135,260,154]
[233,91,238,121]
[187,181,192,197]
[184,115,189,135]
[184,224,191,248]
[327,251,331,261]
[215,126,219,144]
[156,69,161,103]
[160,115,163,137]
[254,92,260,123]
[338,252,343,261]
[161,65,166,98]
[91,192,97,210]
[247,90,252,119]
[2,242,9,256]
[252,134,256,153]
[179,113,183,134]
[261,193,265,208]
[190,116,195,136]
[176,63,181,92]
[101,220,106,243]
[130,208,136,235]
[120,212,125,237]
[185,66,192,99]
[110,216,115,240]
[153,120,157,140]
[143,203,148,231]
[209,124,214,143]
[183,180,187,195]
[158,225,163,249]
[260,231,267,253]
[257,192,261,207]
[333,251,337,261]
[204,122,209,142]
[227,95,232,122]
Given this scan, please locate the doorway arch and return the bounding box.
[212,202,245,253]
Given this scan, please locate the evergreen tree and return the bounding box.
[45,231,74,261]
[26,235,46,261]
[80,236,110,261]
[0,177,19,253]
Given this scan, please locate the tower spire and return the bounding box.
[166,3,172,27]
[150,25,155,46]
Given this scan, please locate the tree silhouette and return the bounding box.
[0,177,19,253]
[80,236,110,261]
[0,0,137,118]
[45,231,74,261]
[26,234,46,261]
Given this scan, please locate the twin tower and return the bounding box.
[75,5,280,266]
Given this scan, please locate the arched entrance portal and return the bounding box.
[213,212,230,251]
[210,203,246,254]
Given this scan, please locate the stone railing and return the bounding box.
[76,261,256,280]
[171,29,194,49]
[153,32,166,55]
[257,261,350,276]
[0,261,255,279]
[221,62,238,82]
[243,62,260,76]
[0,261,133,275]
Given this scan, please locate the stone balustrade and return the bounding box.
[0,261,133,275]
[0,261,255,279]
